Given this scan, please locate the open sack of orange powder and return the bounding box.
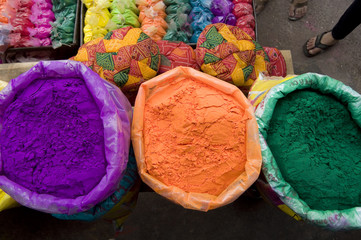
[132,67,262,211]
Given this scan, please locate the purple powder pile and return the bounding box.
[0,77,107,199]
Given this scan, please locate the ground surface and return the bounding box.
[1,0,361,239]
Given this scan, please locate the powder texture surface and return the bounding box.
[143,79,249,196]
[267,90,361,210]
[0,78,106,199]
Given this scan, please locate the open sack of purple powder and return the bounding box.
[0,60,132,215]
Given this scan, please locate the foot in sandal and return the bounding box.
[303,31,338,57]
[289,0,308,21]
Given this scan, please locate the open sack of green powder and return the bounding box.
[132,67,262,211]
[254,73,361,230]
[0,60,132,215]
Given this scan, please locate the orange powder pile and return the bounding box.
[143,79,250,196]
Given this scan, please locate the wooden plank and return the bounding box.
[280,50,294,75]
[0,62,38,83]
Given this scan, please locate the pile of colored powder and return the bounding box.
[267,90,361,211]
[143,79,250,196]
[0,78,107,199]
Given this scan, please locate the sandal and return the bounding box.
[255,0,269,14]
[303,31,335,57]
[288,0,308,21]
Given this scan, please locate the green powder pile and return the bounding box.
[267,89,361,211]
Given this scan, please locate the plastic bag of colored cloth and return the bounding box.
[236,14,255,29]
[263,47,287,77]
[156,40,199,73]
[190,0,212,9]
[233,2,253,18]
[239,27,255,40]
[189,6,213,22]
[196,23,271,87]
[53,145,140,230]
[132,67,262,211]
[190,31,201,43]
[212,14,237,25]
[108,9,140,30]
[189,6,213,43]
[83,25,108,43]
[165,3,192,15]
[165,13,189,30]
[111,0,140,15]
[83,6,110,42]
[233,0,253,3]
[0,60,132,214]
[163,22,192,42]
[136,0,166,13]
[251,73,361,230]
[85,7,111,27]
[51,0,77,48]
[211,0,234,16]
[71,27,160,104]
[163,0,189,5]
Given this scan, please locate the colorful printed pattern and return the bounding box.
[196,23,271,88]
[71,27,160,104]
[263,47,287,77]
[156,40,200,74]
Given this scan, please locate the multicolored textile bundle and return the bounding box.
[156,40,199,73]
[71,27,160,103]
[263,47,287,77]
[163,0,192,42]
[136,0,167,41]
[196,23,271,87]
